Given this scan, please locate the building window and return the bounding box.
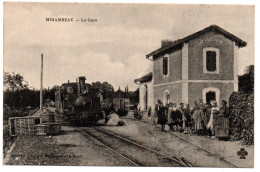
[203,47,219,74]
[206,51,216,72]
[162,54,169,76]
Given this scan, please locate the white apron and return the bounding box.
[206,107,219,130]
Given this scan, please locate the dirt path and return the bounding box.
[7,126,137,166]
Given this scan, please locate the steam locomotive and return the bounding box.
[55,76,104,125]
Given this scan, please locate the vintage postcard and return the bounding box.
[3,2,254,167]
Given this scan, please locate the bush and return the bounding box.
[3,106,29,121]
[229,92,254,145]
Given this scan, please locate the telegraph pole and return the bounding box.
[40,53,43,110]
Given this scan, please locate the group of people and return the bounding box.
[154,99,229,137]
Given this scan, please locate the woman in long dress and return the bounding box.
[167,103,173,130]
[206,101,219,137]
[219,100,229,117]
[169,103,178,131]
[192,105,203,135]
[179,103,186,133]
[175,107,183,132]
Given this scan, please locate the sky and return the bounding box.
[3,3,254,91]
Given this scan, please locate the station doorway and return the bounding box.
[202,87,220,106]
[206,91,216,104]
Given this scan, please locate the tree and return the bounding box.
[128,88,139,105]
[4,72,28,91]
[238,65,254,94]
[115,86,124,98]
[91,81,102,90]
[43,85,58,102]
[91,81,114,99]
[3,72,29,108]
[101,82,114,92]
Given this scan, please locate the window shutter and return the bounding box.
[206,51,216,72]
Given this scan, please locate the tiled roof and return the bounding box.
[134,72,153,84]
[146,25,247,59]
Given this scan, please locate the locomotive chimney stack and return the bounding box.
[78,76,86,94]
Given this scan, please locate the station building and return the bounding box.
[135,25,247,114]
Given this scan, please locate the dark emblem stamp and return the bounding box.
[237,148,248,159]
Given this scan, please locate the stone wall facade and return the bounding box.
[136,26,244,113]
[151,31,238,108]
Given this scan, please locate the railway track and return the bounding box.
[77,127,139,166]
[77,126,188,167]
[127,117,237,168]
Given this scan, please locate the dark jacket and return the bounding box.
[157,106,167,125]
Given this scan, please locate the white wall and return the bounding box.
[139,80,153,112]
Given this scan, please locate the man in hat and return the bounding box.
[156,100,167,131]
[183,104,192,134]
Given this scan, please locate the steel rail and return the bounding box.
[95,126,189,167]
[143,128,192,167]
[128,117,237,168]
[77,128,139,167]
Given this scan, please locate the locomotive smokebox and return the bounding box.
[75,95,87,107]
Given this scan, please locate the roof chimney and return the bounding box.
[161,40,174,47]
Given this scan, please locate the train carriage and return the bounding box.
[101,98,130,116]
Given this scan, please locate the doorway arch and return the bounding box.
[202,87,220,106]
[163,89,170,106]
